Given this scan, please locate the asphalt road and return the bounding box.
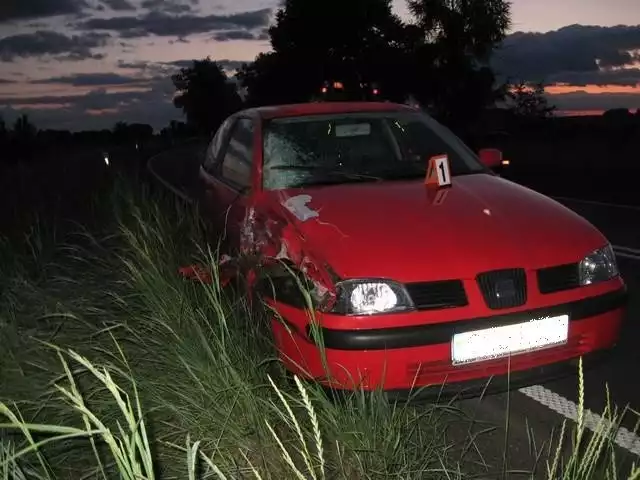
[455,197,640,477]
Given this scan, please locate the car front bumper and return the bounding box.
[269,284,628,395]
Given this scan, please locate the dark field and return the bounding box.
[493,120,640,205]
[2,127,638,242]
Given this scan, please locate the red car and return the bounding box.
[197,101,627,398]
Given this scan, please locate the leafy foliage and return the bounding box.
[230,0,512,135]
[507,81,557,119]
[12,114,37,142]
[407,0,511,59]
[405,0,512,135]
[172,57,243,136]
[166,0,516,135]
[237,0,409,106]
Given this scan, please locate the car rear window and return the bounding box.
[261,111,487,190]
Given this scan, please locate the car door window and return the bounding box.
[220,118,254,189]
[203,117,234,173]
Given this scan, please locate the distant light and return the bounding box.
[321,87,328,93]
[502,159,510,166]
[372,88,379,95]
[104,155,110,166]
[333,81,344,89]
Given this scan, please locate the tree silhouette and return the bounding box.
[234,0,511,140]
[172,57,243,135]
[507,81,556,119]
[603,108,633,120]
[408,0,510,59]
[237,0,408,105]
[13,114,37,141]
[406,0,511,136]
[160,120,193,144]
[236,53,302,106]
[112,121,129,141]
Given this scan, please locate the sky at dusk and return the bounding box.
[1,0,640,131]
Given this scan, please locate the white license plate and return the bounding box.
[451,315,569,365]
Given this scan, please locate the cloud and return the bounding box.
[0,30,110,61]
[493,24,640,86]
[213,28,268,42]
[168,59,249,77]
[141,0,197,14]
[159,58,249,72]
[0,0,89,23]
[216,59,250,71]
[162,59,193,69]
[0,77,180,130]
[0,54,252,131]
[31,72,143,86]
[549,69,640,87]
[117,58,185,76]
[548,91,640,111]
[0,78,16,84]
[100,0,136,11]
[117,59,154,69]
[169,36,190,44]
[116,58,250,78]
[77,8,272,38]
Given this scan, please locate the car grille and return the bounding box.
[476,268,527,310]
[405,280,468,310]
[537,263,580,294]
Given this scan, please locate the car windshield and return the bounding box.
[261,110,488,190]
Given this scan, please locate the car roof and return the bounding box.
[243,101,418,120]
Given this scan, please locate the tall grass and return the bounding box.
[0,175,638,479]
[0,177,461,478]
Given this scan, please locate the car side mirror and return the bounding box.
[478,148,504,169]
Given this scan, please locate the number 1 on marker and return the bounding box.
[426,154,452,188]
[438,160,448,185]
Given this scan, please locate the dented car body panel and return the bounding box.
[197,101,627,396]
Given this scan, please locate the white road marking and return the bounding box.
[614,245,640,256]
[518,385,640,456]
[517,240,640,456]
[553,196,640,212]
[616,252,640,261]
[613,246,640,261]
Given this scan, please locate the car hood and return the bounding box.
[271,174,609,282]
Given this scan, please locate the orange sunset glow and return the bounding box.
[1,0,640,129]
[546,84,640,95]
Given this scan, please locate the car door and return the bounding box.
[199,116,255,254]
[200,116,234,218]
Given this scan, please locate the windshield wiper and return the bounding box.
[267,165,383,188]
[286,174,382,189]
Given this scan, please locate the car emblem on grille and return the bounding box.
[494,279,516,299]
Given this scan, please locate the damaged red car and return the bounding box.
[197,101,627,398]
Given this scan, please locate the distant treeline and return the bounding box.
[0,116,199,165]
[3,107,640,167]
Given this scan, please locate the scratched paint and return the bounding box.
[281,194,320,222]
[240,207,258,254]
[188,191,335,309]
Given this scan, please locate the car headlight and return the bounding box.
[578,244,619,286]
[331,279,415,315]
